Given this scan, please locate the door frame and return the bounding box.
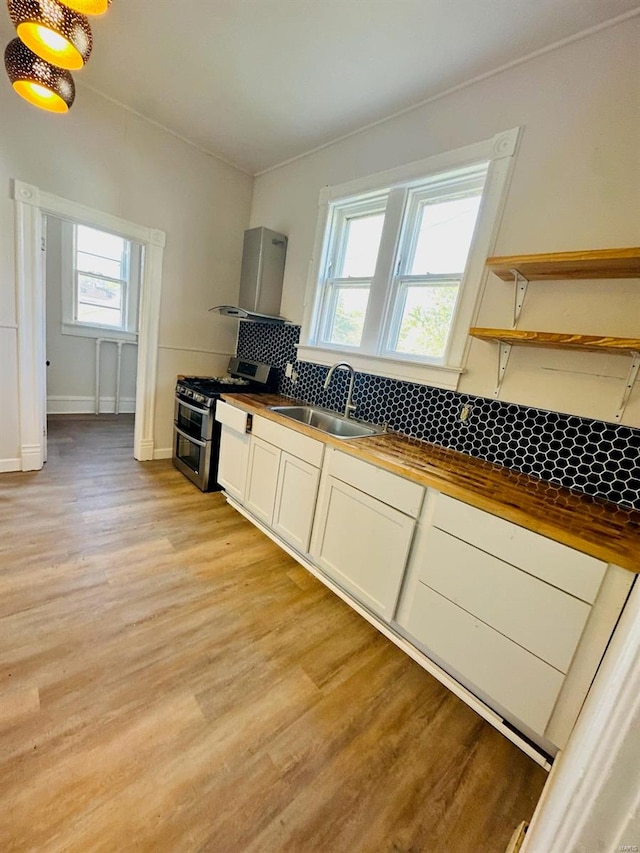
[13,179,166,466]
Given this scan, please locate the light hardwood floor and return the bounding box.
[0,415,547,852]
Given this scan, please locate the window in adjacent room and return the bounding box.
[74,224,129,329]
[60,221,143,340]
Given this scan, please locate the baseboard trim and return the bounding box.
[47,395,136,415]
[153,447,173,460]
[0,458,21,473]
[136,438,155,462]
[20,444,43,471]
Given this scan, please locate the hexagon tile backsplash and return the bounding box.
[237,323,640,510]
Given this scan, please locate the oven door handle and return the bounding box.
[176,397,210,416]
[174,425,207,447]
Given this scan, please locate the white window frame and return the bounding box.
[317,192,388,348]
[59,220,141,343]
[299,127,521,389]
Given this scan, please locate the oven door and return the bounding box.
[174,396,214,442]
[173,425,212,491]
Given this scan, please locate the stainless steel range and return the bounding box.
[173,357,274,491]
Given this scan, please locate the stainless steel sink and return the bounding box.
[269,405,385,439]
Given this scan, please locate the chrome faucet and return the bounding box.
[323,362,357,419]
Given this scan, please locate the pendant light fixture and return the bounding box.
[4,36,75,112]
[57,0,110,14]
[7,0,92,71]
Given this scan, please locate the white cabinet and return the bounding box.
[272,453,321,553]
[243,415,324,554]
[406,583,565,735]
[216,402,634,761]
[396,492,633,749]
[215,401,251,501]
[310,449,424,620]
[245,436,280,524]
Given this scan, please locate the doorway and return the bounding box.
[12,179,166,469]
[44,214,143,455]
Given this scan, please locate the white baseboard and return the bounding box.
[47,395,136,415]
[20,444,43,471]
[153,447,173,460]
[0,458,21,473]
[135,438,155,462]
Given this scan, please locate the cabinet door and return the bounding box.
[310,476,416,620]
[272,452,321,553]
[217,424,250,502]
[245,436,281,525]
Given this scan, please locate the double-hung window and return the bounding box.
[59,221,142,341]
[301,128,520,389]
[318,194,387,347]
[384,167,485,360]
[74,224,130,330]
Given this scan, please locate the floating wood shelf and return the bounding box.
[469,328,640,357]
[486,248,640,282]
[469,328,640,420]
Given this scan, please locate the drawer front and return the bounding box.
[432,494,607,603]
[253,415,324,467]
[328,449,424,517]
[406,583,565,735]
[215,400,249,433]
[420,528,590,672]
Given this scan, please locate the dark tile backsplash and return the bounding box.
[238,323,640,510]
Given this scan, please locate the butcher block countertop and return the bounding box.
[221,393,640,574]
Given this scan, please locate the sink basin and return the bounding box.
[269,405,385,439]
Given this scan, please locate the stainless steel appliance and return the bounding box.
[209,226,288,323]
[173,357,274,491]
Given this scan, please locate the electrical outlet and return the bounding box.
[459,403,472,422]
[285,362,298,383]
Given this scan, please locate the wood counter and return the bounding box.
[221,393,640,574]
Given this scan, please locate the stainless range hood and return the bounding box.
[210,226,288,323]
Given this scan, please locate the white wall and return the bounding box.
[250,18,640,427]
[0,82,253,465]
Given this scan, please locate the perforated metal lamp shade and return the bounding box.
[4,37,75,112]
[57,0,110,15]
[7,0,92,70]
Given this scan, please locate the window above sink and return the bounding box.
[298,127,522,390]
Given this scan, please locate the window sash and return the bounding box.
[400,190,484,279]
[316,194,388,342]
[384,274,461,362]
[74,270,127,330]
[319,277,371,348]
[72,224,131,332]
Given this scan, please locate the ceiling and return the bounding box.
[4,1,639,174]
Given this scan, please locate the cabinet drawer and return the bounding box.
[253,415,324,467]
[328,449,424,517]
[432,494,606,603]
[420,528,590,672]
[215,400,249,433]
[406,584,565,734]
